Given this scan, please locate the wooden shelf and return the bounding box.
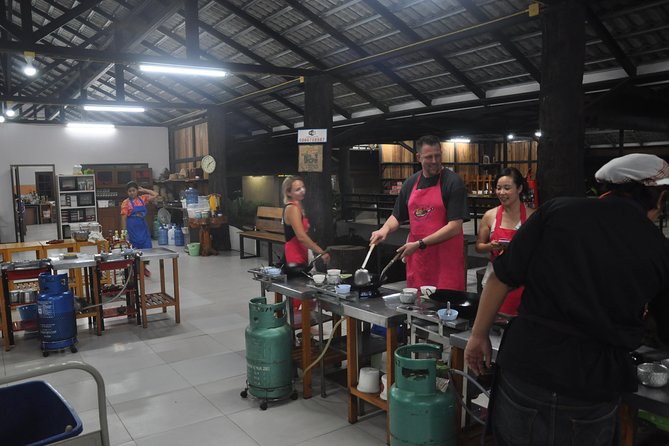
[143,292,176,309]
[350,386,388,411]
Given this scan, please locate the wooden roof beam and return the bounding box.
[585,6,636,77]
[32,0,99,42]
[284,0,431,106]
[457,0,541,82]
[150,29,294,129]
[363,0,485,99]
[215,0,389,113]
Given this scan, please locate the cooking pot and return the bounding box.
[72,230,89,242]
[22,289,36,304]
[427,289,480,320]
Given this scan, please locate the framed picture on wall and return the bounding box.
[298,144,323,172]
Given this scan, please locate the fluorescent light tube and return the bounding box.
[139,63,227,77]
[447,138,471,143]
[84,105,145,113]
[66,122,115,129]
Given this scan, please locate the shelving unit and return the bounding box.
[56,175,97,239]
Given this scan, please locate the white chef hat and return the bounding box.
[595,153,669,186]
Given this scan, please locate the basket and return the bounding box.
[0,381,83,445]
[187,242,201,256]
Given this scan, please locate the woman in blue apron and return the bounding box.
[121,182,158,275]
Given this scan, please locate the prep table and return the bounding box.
[136,247,180,328]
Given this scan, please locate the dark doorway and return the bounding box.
[35,171,55,201]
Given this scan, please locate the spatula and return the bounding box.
[361,243,375,270]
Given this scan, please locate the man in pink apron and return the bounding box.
[370,135,469,290]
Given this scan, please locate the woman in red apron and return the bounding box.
[475,168,534,315]
[281,176,329,310]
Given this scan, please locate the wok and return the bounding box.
[282,251,328,278]
[427,289,480,320]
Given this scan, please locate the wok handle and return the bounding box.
[380,251,402,282]
[361,243,375,269]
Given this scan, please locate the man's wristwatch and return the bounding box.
[418,239,426,250]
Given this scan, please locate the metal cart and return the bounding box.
[0,361,110,446]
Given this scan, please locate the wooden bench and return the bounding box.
[239,206,286,263]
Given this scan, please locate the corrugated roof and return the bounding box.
[0,0,667,144]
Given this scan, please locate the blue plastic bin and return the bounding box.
[1,380,83,445]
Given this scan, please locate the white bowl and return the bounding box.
[638,363,669,387]
[327,269,341,275]
[420,285,436,297]
[335,284,351,294]
[399,292,416,304]
[312,274,326,285]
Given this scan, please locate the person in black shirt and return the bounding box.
[465,153,669,446]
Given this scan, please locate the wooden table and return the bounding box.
[188,216,226,256]
[0,241,44,263]
[136,247,180,328]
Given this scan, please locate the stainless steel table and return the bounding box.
[136,248,180,328]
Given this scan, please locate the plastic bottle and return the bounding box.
[158,225,168,245]
[152,216,161,240]
[185,187,198,206]
[174,225,184,246]
[168,224,176,246]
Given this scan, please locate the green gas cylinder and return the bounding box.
[244,297,293,404]
[389,344,457,446]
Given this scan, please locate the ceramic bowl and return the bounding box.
[399,292,416,304]
[335,284,351,294]
[312,274,326,285]
[638,363,669,387]
[262,267,282,277]
[438,308,459,321]
[420,285,436,298]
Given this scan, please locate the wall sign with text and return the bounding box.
[297,129,328,143]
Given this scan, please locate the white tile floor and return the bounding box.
[2,248,422,446]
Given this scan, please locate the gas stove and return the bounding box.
[395,302,470,330]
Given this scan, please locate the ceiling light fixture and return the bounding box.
[66,122,115,130]
[507,133,515,140]
[139,63,227,77]
[5,108,16,117]
[84,104,145,113]
[23,51,37,77]
[534,130,542,138]
[447,137,471,143]
[0,116,5,123]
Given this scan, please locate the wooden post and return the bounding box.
[207,106,231,250]
[338,146,352,220]
[303,75,334,246]
[537,0,586,202]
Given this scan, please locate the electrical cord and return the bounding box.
[303,317,344,373]
[79,268,135,310]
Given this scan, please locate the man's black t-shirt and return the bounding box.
[392,169,470,223]
[494,196,669,400]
